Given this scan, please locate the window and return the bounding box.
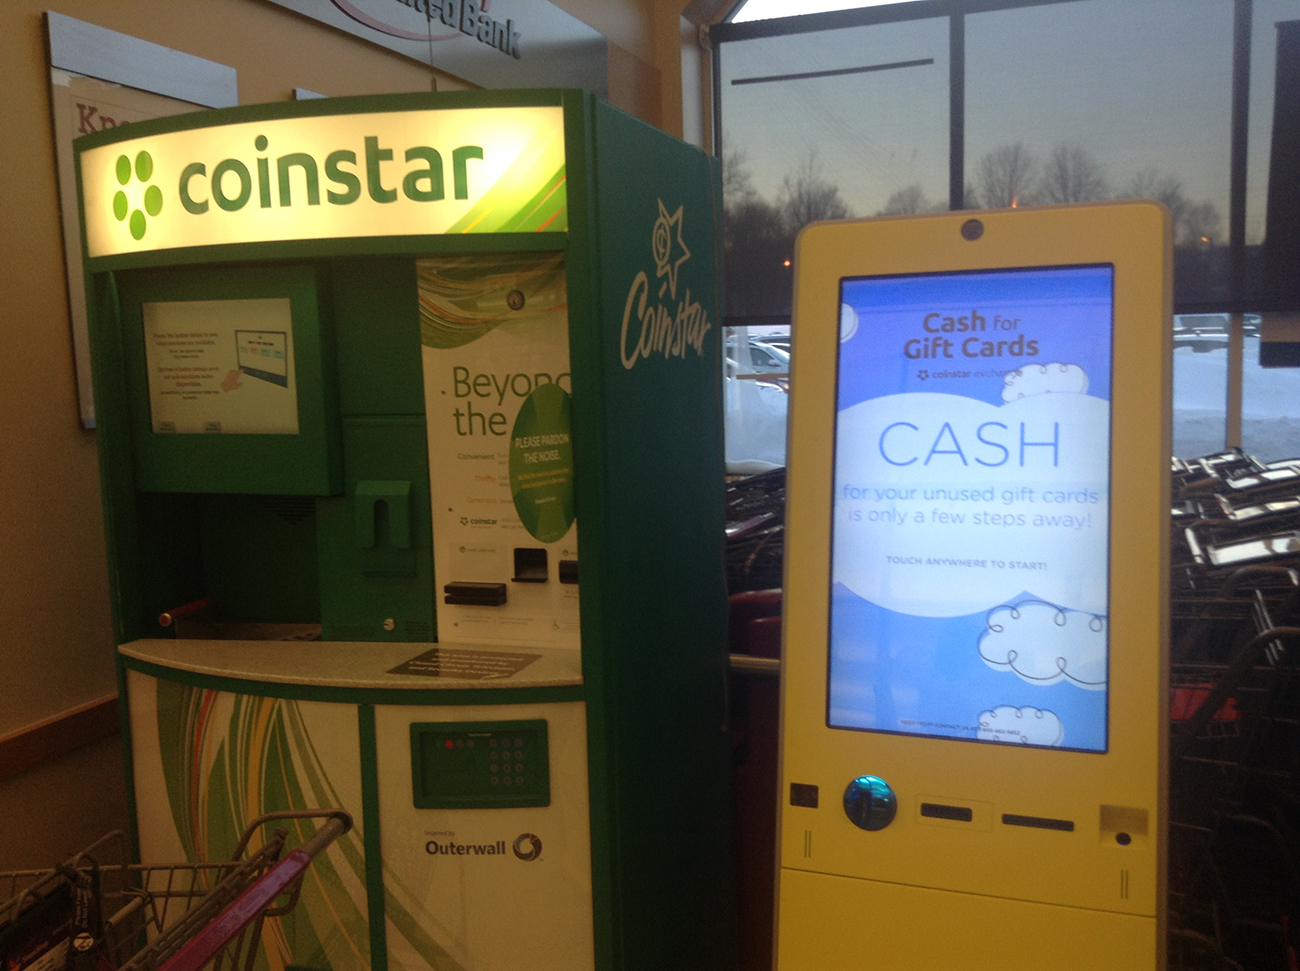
[714,0,1300,467]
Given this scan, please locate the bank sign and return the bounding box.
[79,106,567,258]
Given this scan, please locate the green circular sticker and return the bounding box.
[509,382,575,543]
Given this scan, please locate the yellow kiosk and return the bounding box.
[775,203,1171,969]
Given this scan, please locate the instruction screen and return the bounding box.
[828,265,1112,752]
[143,298,298,434]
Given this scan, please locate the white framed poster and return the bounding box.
[46,12,236,428]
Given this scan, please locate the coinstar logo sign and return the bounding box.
[80,106,567,257]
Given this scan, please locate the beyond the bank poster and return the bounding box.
[419,253,580,651]
[828,265,1112,752]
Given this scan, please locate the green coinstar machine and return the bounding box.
[74,91,732,971]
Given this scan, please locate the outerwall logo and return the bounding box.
[619,199,712,370]
[513,832,542,861]
[421,833,542,860]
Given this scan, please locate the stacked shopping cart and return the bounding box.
[1169,450,1300,971]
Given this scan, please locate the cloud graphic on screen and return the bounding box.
[1002,363,1088,401]
[978,599,1107,689]
[977,705,1064,746]
[840,303,859,342]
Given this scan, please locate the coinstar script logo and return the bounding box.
[80,106,567,257]
[620,199,712,370]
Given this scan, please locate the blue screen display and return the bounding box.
[828,265,1113,752]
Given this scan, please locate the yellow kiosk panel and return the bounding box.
[777,203,1171,969]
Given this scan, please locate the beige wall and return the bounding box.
[0,0,462,742]
[0,737,129,870]
[553,0,706,139]
[0,0,698,867]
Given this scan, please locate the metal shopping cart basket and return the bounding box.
[1,809,351,971]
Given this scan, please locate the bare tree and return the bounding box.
[1181,201,1223,248]
[723,150,758,210]
[972,142,1039,208]
[1038,143,1109,203]
[721,150,796,315]
[876,184,937,216]
[1125,168,1189,226]
[1123,169,1222,246]
[778,150,851,231]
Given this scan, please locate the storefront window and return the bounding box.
[724,325,791,469]
[718,16,949,323]
[1242,314,1300,461]
[714,0,1300,468]
[967,0,1233,305]
[1172,314,1229,458]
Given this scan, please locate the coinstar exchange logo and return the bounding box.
[112,151,162,240]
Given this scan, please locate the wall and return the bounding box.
[0,0,458,868]
[0,0,701,869]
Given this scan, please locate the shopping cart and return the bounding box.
[1168,448,1300,971]
[1,809,351,971]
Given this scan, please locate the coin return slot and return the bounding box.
[513,548,548,583]
[1100,804,1148,847]
[1002,813,1075,832]
[920,802,973,822]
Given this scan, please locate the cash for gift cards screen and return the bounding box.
[828,265,1113,753]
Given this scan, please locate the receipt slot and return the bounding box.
[775,204,1171,969]
[76,91,733,971]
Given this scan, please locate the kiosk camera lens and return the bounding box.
[960,218,984,241]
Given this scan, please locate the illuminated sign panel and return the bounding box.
[80,106,567,257]
[828,265,1113,753]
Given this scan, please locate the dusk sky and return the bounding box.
[720,0,1299,242]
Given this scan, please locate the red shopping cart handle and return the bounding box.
[156,848,311,971]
